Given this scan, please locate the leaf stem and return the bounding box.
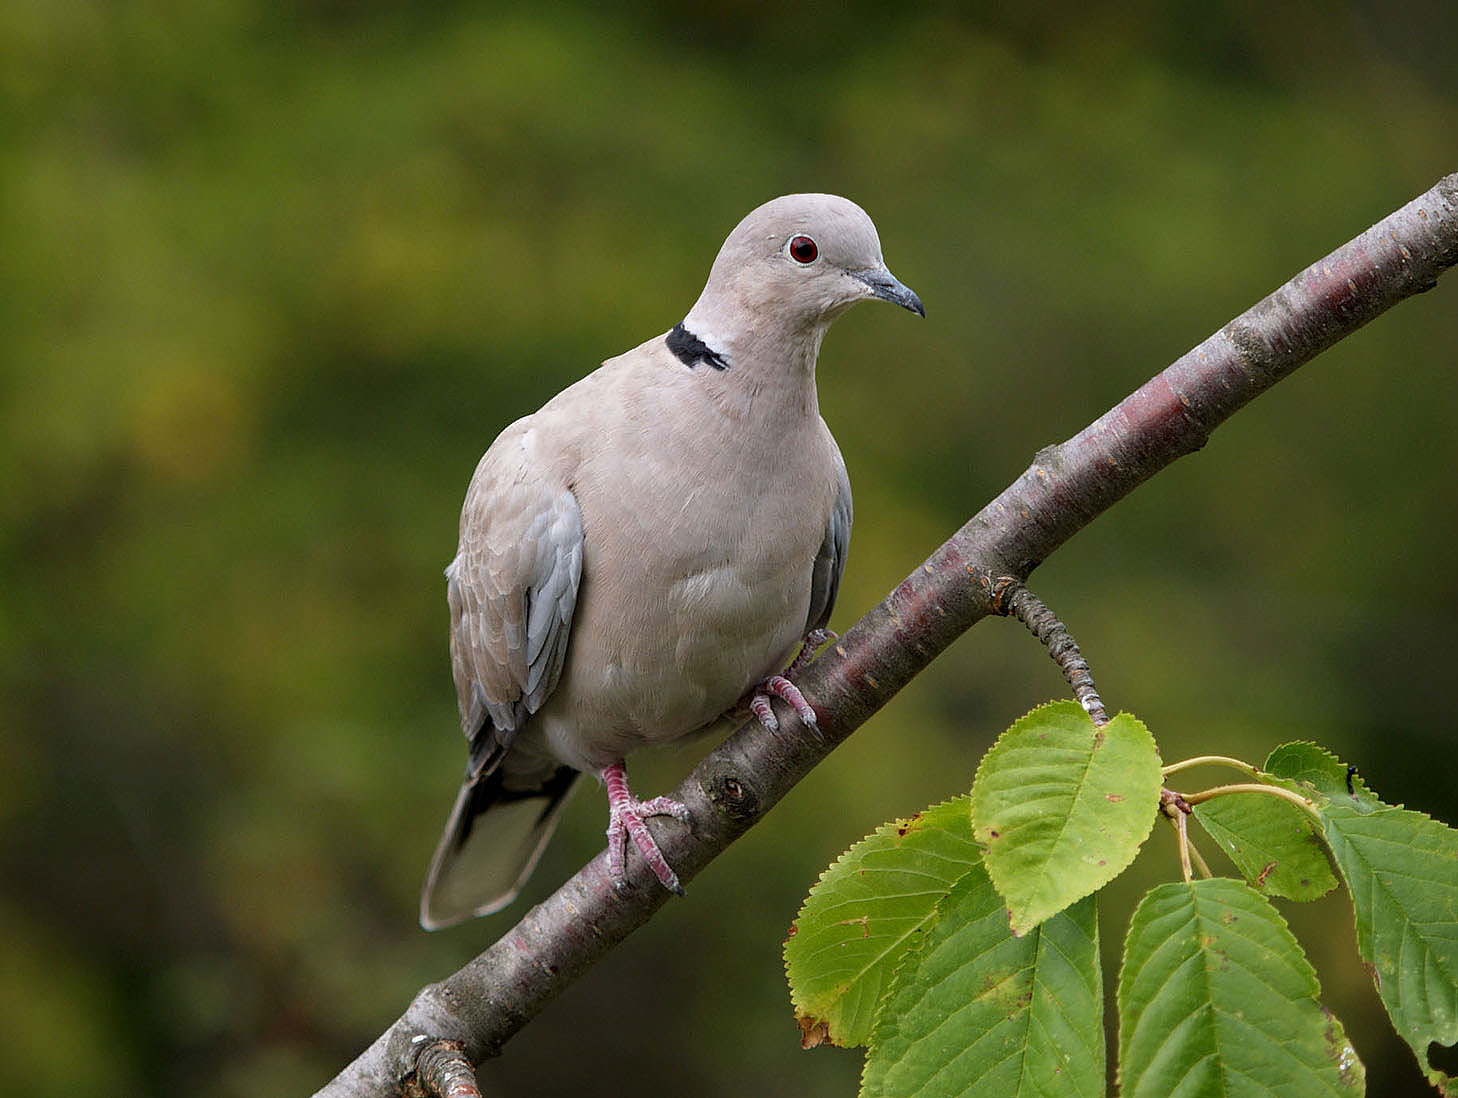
[1174,810,1193,883]
[1162,755,1260,779]
[1187,837,1214,879]
[1182,782,1320,820]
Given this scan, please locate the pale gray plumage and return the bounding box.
[420,193,923,930]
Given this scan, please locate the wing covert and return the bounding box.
[446,457,583,751]
[805,436,852,634]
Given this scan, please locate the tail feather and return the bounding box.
[419,765,578,930]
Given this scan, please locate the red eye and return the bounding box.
[788,235,818,264]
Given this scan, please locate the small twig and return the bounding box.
[1160,788,1193,819]
[991,578,1108,725]
[1161,788,1197,882]
[405,1039,481,1098]
[1161,788,1212,880]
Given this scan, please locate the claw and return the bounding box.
[602,762,691,894]
[748,628,836,734]
[751,674,819,734]
[752,629,833,732]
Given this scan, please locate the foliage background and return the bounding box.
[3,2,1456,1094]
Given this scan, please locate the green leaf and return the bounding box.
[784,797,982,1048]
[1193,791,1337,901]
[1118,878,1364,1097]
[1266,748,1458,1094]
[971,701,1162,934]
[1263,741,1374,804]
[862,865,1102,1098]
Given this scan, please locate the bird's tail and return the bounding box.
[419,764,579,930]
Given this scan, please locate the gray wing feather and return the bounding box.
[522,502,583,711]
[805,438,852,633]
[446,469,583,754]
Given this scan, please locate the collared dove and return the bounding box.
[420,193,924,930]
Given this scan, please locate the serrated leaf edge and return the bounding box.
[972,703,1161,934]
[1117,878,1363,1097]
[784,795,978,1045]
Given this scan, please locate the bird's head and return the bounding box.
[682,194,923,363]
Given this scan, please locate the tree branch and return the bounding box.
[315,173,1458,1097]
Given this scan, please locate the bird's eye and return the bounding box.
[788,235,819,264]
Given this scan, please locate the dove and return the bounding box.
[420,193,924,929]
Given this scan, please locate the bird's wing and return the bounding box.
[421,436,586,930]
[446,434,584,765]
[805,428,852,634]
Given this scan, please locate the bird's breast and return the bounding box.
[536,471,831,771]
[519,358,840,772]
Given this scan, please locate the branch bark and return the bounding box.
[316,173,1458,1098]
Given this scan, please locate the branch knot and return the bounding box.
[404,1038,480,1098]
[700,765,762,822]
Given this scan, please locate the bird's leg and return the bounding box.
[601,761,691,895]
[748,628,837,734]
[785,627,837,678]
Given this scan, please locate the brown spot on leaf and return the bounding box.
[836,915,871,939]
[796,1014,833,1049]
[895,812,924,838]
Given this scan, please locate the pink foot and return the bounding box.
[602,761,691,895]
[786,628,836,677]
[749,629,836,734]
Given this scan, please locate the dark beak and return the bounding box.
[852,265,925,317]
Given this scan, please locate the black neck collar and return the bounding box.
[666,323,730,371]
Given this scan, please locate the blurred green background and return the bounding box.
[4,1,1456,1094]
